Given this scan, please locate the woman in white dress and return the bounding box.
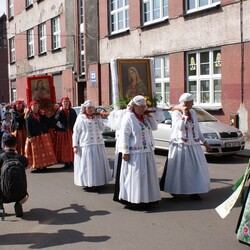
[116,95,161,210]
[72,100,112,192]
[161,93,211,200]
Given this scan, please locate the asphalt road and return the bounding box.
[0,144,249,250]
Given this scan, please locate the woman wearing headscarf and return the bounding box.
[11,100,26,155]
[72,100,112,192]
[25,100,57,170]
[160,93,211,200]
[114,95,161,210]
[54,97,77,168]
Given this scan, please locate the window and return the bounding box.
[9,37,15,63]
[8,0,14,18]
[186,0,220,12]
[186,49,221,105]
[78,0,85,75]
[12,88,17,102]
[143,0,168,24]
[51,16,61,50]
[110,0,129,34]
[27,28,34,57]
[154,55,170,104]
[26,0,33,7]
[38,23,46,54]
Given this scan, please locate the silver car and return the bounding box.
[153,106,246,155]
[73,106,116,143]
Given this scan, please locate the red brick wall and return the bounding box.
[169,52,185,105]
[221,0,239,6]
[169,0,184,18]
[100,64,110,106]
[221,44,242,123]
[99,1,108,37]
[244,42,250,126]
[130,1,141,29]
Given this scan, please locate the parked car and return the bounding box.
[73,106,116,143]
[152,106,246,156]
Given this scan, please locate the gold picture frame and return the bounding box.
[117,59,152,99]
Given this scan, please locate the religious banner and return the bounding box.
[26,75,56,116]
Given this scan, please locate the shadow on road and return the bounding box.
[21,203,110,225]
[0,229,110,249]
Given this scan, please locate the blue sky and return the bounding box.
[0,0,6,15]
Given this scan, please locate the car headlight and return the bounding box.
[203,133,218,139]
[237,131,243,137]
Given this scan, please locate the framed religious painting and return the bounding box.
[117,59,153,101]
[26,75,56,116]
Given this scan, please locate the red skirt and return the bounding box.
[12,128,27,156]
[25,133,57,169]
[54,130,74,163]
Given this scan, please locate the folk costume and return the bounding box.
[116,95,161,207]
[54,97,77,167]
[11,100,27,155]
[161,93,210,197]
[72,100,112,190]
[25,101,57,169]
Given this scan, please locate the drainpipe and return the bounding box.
[240,0,244,104]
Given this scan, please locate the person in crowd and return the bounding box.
[1,103,12,120]
[1,112,12,149]
[11,100,27,155]
[72,100,112,192]
[160,93,211,200]
[0,134,29,218]
[125,67,148,97]
[54,97,77,168]
[114,95,161,210]
[25,100,57,170]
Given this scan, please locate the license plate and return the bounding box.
[225,142,240,147]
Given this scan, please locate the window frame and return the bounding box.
[51,16,61,50]
[186,48,222,106]
[9,37,15,63]
[8,0,14,19]
[153,55,170,104]
[185,0,220,13]
[109,0,129,34]
[142,0,169,25]
[38,23,47,54]
[27,28,35,58]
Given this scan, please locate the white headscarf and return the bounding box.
[179,93,194,107]
[126,95,146,111]
[80,100,95,113]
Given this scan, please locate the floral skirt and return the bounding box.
[12,128,27,156]
[54,130,74,163]
[25,133,57,169]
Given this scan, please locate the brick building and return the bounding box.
[0,13,9,103]
[6,0,250,133]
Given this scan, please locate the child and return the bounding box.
[1,112,12,149]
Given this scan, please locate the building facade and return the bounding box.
[6,0,250,133]
[6,0,77,105]
[0,14,9,103]
[83,0,250,133]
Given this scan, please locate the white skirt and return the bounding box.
[74,144,112,187]
[119,151,161,204]
[163,143,210,194]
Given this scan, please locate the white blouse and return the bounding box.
[72,114,105,147]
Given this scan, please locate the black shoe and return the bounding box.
[190,194,202,200]
[14,202,23,217]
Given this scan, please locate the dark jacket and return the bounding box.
[11,109,25,132]
[54,108,77,132]
[25,112,50,138]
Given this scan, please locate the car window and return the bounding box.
[193,107,218,122]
